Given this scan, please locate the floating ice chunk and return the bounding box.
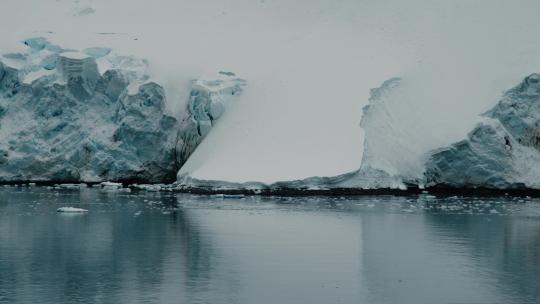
[131,184,162,191]
[57,207,88,213]
[56,183,87,189]
[100,181,122,187]
[214,194,245,199]
[99,182,123,191]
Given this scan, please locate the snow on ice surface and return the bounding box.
[58,51,91,60]
[3,1,540,184]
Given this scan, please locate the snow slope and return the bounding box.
[179,0,540,184]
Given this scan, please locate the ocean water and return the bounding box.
[0,186,539,304]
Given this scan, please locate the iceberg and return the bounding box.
[57,207,88,213]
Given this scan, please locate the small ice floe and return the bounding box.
[214,194,245,199]
[56,183,87,190]
[57,207,88,213]
[101,181,122,187]
[132,184,162,192]
[99,181,124,191]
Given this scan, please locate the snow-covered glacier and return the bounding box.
[329,73,540,191]
[177,73,540,193]
[425,74,540,189]
[176,77,435,191]
[3,0,540,192]
[0,38,245,183]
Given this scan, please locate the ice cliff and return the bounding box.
[425,74,540,189]
[343,73,540,190]
[0,38,245,183]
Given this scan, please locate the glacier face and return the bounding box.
[178,73,540,192]
[425,74,540,189]
[0,38,245,183]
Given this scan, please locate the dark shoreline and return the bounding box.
[177,185,540,198]
[2,181,540,198]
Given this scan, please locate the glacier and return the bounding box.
[3,1,540,193]
[177,73,540,193]
[176,77,411,192]
[0,38,245,183]
[425,74,540,189]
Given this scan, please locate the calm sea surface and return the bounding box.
[0,186,539,304]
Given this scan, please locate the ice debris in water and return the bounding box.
[55,183,88,190]
[57,207,88,213]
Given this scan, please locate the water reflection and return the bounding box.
[0,187,539,304]
[0,187,240,304]
[424,205,540,303]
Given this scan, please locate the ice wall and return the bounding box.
[425,74,540,189]
[0,38,244,183]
